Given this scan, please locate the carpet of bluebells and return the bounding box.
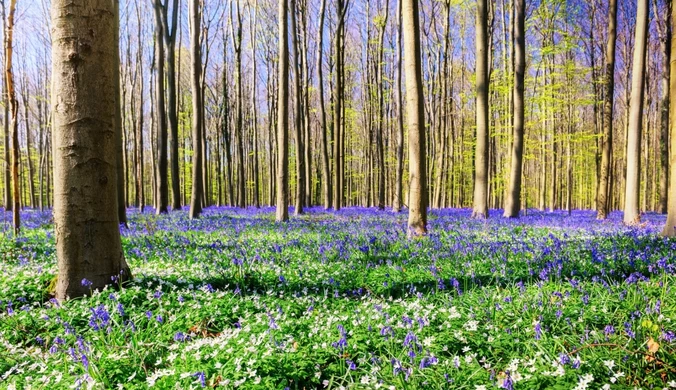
[1,207,675,390]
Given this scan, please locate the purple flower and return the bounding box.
[81,279,93,288]
[604,325,615,339]
[534,322,542,340]
[192,372,206,388]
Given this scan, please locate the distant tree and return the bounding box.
[403,0,427,236]
[624,0,649,225]
[597,0,618,220]
[189,0,203,219]
[276,0,289,222]
[472,0,489,219]
[52,0,131,299]
[504,0,525,218]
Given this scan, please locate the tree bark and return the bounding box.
[403,0,427,236]
[153,0,168,214]
[393,0,404,213]
[503,0,525,218]
[316,0,331,210]
[189,0,202,219]
[597,0,618,220]
[276,0,289,222]
[52,0,131,300]
[663,0,676,236]
[291,0,304,215]
[659,0,672,214]
[4,0,19,233]
[624,0,649,225]
[472,0,490,219]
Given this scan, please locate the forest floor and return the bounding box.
[0,207,675,389]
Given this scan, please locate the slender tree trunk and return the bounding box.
[393,0,404,213]
[597,0,618,220]
[5,0,19,233]
[403,0,426,236]
[1,1,10,212]
[232,3,246,208]
[276,0,289,222]
[153,0,168,214]
[316,0,331,210]
[659,0,672,214]
[624,0,649,225]
[52,0,131,300]
[189,0,202,219]
[21,79,35,208]
[472,0,490,219]
[503,0,525,218]
[290,0,304,215]
[663,0,676,235]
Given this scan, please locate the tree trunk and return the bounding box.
[393,0,404,213]
[623,0,649,225]
[52,0,131,300]
[472,0,490,219]
[291,0,304,215]
[153,0,168,214]
[189,0,202,219]
[503,0,525,218]
[232,3,246,208]
[316,0,331,210]
[276,0,289,222]
[1,1,10,212]
[597,0,618,220]
[659,0,672,214]
[160,0,181,211]
[4,0,19,233]
[403,0,427,236]
[663,0,676,236]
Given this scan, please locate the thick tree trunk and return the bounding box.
[472,0,490,219]
[52,0,131,300]
[624,0,649,225]
[403,0,427,236]
[503,0,525,218]
[597,0,618,220]
[276,0,289,222]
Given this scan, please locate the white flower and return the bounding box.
[475,386,487,390]
[603,360,615,370]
